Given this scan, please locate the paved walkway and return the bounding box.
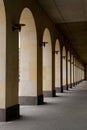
[0,81,87,130]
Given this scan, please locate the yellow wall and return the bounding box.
[43,28,52,91]
[19,8,37,96]
[55,39,60,88]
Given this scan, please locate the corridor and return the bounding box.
[0,81,87,130]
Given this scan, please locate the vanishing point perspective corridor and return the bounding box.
[1,1,87,130]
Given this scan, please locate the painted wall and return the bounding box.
[55,39,60,88]
[19,8,37,96]
[3,0,60,108]
[1,0,84,110]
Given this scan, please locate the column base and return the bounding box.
[70,83,73,88]
[56,87,61,93]
[43,90,56,97]
[63,85,67,90]
[66,84,68,90]
[68,84,72,88]
[19,95,43,105]
[71,83,74,87]
[78,80,82,84]
[0,104,19,122]
[61,86,63,93]
[73,82,76,87]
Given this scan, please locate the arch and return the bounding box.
[62,46,66,87]
[0,0,6,108]
[42,28,52,96]
[19,8,37,103]
[55,39,61,92]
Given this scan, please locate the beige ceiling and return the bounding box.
[38,0,87,65]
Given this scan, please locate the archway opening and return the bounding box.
[55,39,61,92]
[62,46,66,89]
[19,8,37,105]
[42,28,52,97]
[0,0,6,108]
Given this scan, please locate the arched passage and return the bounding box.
[67,51,70,87]
[42,28,52,97]
[55,39,61,92]
[0,0,6,109]
[19,8,37,105]
[62,46,66,89]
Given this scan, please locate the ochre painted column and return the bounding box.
[37,40,44,104]
[0,26,20,122]
[0,1,19,121]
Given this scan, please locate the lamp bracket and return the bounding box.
[12,23,25,31]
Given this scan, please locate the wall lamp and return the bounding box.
[68,59,70,62]
[54,50,59,55]
[12,23,25,31]
[40,41,48,47]
[62,56,66,59]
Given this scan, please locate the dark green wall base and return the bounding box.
[56,87,61,93]
[68,84,72,88]
[0,104,19,122]
[63,85,67,90]
[43,90,56,97]
[19,95,43,105]
[61,86,63,93]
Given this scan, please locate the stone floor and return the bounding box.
[0,81,87,130]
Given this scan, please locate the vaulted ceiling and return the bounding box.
[38,0,87,65]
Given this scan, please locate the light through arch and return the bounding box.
[55,39,61,92]
[19,8,37,104]
[42,28,52,96]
